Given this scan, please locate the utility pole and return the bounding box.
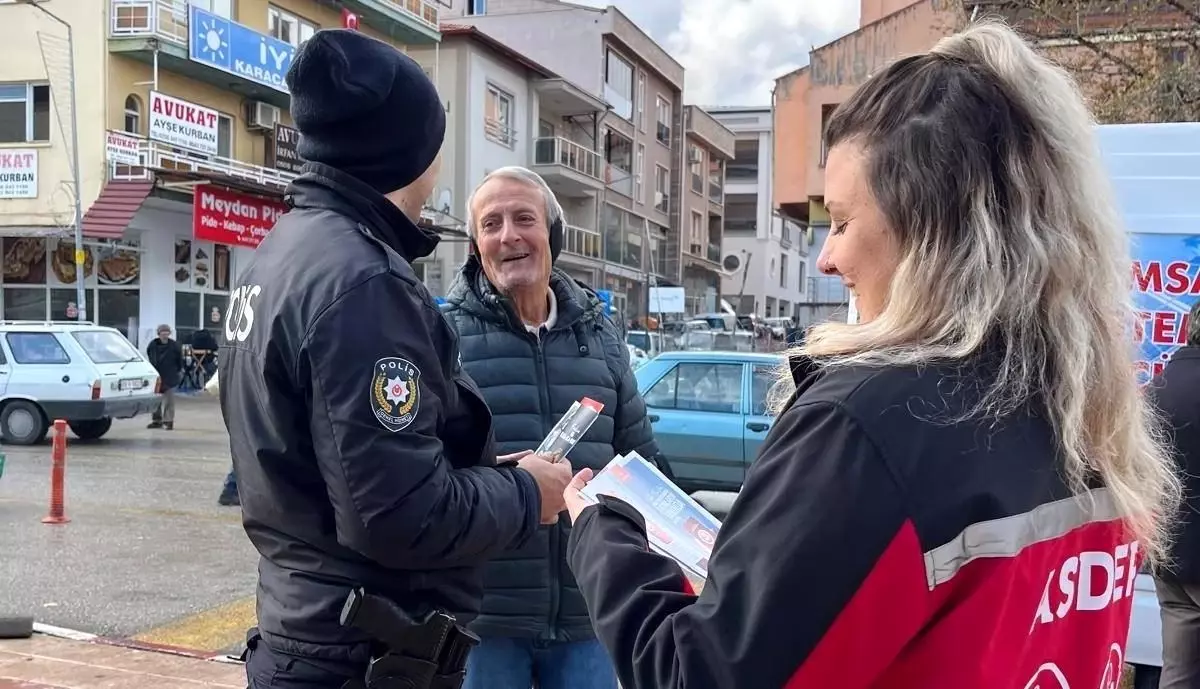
[22,0,86,321]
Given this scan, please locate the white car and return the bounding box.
[0,322,161,444]
[626,343,650,369]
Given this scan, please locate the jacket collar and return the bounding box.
[283,162,439,262]
[445,256,600,333]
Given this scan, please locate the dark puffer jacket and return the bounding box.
[442,258,660,641]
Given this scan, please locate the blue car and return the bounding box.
[635,351,792,493]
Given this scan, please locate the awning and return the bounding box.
[81,181,155,239]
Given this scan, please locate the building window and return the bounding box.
[190,0,233,18]
[688,144,704,194]
[123,94,141,135]
[819,103,838,167]
[728,138,758,180]
[654,164,669,213]
[605,48,633,120]
[268,5,317,47]
[708,157,723,202]
[605,129,633,196]
[655,96,671,146]
[485,84,515,147]
[780,253,788,288]
[636,70,646,132]
[690,211,703,250]
[173,238,232,343]
[634,143,645,202]
[466,0,486,15]
[217,114,232,158]
[0,83,49,144]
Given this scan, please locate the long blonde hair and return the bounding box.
[796,20,1180,563]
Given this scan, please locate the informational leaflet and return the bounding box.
[580,452,722,587]
[537,397,603,462]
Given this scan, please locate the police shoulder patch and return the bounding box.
[370,357,421,433]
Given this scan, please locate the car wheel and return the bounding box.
[0,401,48,446]
[1131,664,1161,689]
[68,418,113,441]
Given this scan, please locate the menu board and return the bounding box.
[174,239,230,291]
[3,238,140,287]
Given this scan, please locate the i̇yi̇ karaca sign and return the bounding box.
[193,184,287,249]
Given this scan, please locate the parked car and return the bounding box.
[625,330,664,358]
[625,343,650,369]
[0,322,161,444]
[635,350,790,493]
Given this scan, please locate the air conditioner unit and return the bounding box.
[246,102,281,132]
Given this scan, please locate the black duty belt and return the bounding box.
[339,588,479,689]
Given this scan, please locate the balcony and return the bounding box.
[606,165,634,198]
[709,179,723,203]
[683,242,721,272]
[706,242,721,263]
[108,131,296,195]
[531,137,604,197]
[341,0,440,44]
[562,224,603,262]
[109,0,292,107]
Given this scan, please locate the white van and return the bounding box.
[0,321,161,444]
[1100,122,1200,689]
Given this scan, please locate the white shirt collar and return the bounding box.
[525,288,557,335]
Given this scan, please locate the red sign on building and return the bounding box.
[192,184,287,248]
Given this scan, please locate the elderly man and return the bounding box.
[441,166,663,689]
[146,324,182,430]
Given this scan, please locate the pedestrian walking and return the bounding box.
[442,167,663,689]
[1147,299,1200,689]
[562,21,1181,689]
[217,30,573,689]
[145,324,182,430]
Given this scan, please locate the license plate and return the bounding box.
[119,378,143,391]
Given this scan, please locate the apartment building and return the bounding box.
[408,25,607,293]
[443,0,688,320]
[0,0,439,347]
[680,105,734,314]
[709,106,808,320]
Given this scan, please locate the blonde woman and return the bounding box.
[562,21,1180,689]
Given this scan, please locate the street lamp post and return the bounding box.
[20,0,86,322]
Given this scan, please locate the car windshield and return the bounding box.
[626,332,651,351]
[71,330,142,364]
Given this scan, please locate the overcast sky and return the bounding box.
[575,0,860,107]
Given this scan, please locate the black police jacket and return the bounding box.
[442,259,660,641]
[218,163,542,660]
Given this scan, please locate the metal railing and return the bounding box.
[110,0,188,45]
[108,131,297,191]
[391,0,440,31]
[532,137,602,181]
[485,118,516,147]
[563,224,602,260]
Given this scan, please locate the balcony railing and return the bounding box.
[709,180,723,202]
[110,0,188,45]
[389,0,440,31]
[607,165,634,197]
[532,137,602,181]
[563,224,602,260]
[108,131,297,191]
[707,243,721,263]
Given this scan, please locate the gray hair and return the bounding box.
[465,166,565,237]
[156,324,171,333]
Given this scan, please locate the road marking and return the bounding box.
[131,596,256,653]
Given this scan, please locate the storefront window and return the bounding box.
[1,237,142,340]
[174,238,231,344]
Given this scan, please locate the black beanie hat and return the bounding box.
[286,29,445,194]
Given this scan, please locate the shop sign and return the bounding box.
[1131,232,1200,385]
[189,5,295,93]
[193,184,288,249]
[267,123,303,174]
[106,131,142,165]
[0,149,37,199]
[149,91,219,156]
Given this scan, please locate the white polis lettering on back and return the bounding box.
[225,284,263,343]
[1031,540,1139,630]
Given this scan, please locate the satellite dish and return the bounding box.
[437,188,452,214]
[722,254,741,272]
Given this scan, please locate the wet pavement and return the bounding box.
[0,396,257,656]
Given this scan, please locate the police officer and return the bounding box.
[218,30,574,689]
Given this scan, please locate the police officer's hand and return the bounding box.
[517,454,574,524]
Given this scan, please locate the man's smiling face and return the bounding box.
[472,176,552,295]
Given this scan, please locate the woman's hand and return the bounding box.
[564,468,595,524]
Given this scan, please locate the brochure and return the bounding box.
[580,452,721,589]
[536,397,604,462]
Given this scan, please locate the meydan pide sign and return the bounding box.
[193,184,287,249]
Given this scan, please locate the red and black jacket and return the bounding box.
[567,354,1138,689]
